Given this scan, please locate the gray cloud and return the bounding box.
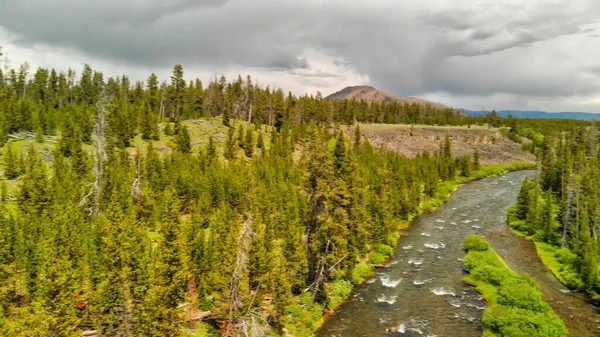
[1,0,600,111]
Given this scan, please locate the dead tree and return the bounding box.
[561,173,575,248]
[227,215,269,337]
[78,93,109,215]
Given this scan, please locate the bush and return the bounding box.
[327,279,353,310]
[463,236,568,337]
[471,265,509,286]
[497,276,545,312]
[350,262,371,285]
[464,235,490,251]
[368,252,386,265]
[484,306,568,337]
[374,243,393,257]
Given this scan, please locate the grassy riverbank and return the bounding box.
[506,204,600,301]
[462,235,568,337]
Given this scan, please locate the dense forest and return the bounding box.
[0,53,511,337]
[0,47,595,336]
[509,121,600,297]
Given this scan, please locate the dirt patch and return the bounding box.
[351,124,535,165]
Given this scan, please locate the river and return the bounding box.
[316,170,600,337]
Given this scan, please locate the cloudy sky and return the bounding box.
[1,0,600,112]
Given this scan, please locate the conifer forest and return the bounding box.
[0,51,598,337]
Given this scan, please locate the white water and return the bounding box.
[413,278,432,285]
[424,242,446,249]
[376,294,397,304]
[380,275,403,288]
[408,258,424,265]
[431,287,456,296]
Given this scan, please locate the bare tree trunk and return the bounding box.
[561,174,574,248]
[78,92,108,214]
[227,215,260,337]
[575,183,580,242]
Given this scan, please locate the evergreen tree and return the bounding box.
[256,132,264,152]
[474,149,481,170]
[174,124,191,154]
[206,136,217,163]
[244,127,254,158]
[4,144,19,179]
[224,126,236,160]
[170,64,185,117]
[140,189,187,336]
[353,124,361,149]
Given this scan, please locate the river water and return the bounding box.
[316,170,600,337]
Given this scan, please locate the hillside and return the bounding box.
[352,124,536,165]
[326,85,449,109]
[461,109,599,120]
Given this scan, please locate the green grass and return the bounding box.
[462,235,568,337]
[455,162,537,184]
[129,118,271,158]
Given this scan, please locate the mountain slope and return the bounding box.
[460,109,599,120]
[326,85,449,109]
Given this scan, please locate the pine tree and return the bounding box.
[224,127,236,160]
[4,144,19,179]
[473,149,481,170]
[35,125,44,143]
[206,136,217,163]
[140,189,187,336]
[353,124,361,150]
[256,132,264,152]
[244,127,254,158]
[170,64,185,118]
[174,125,191,154]
[579,210,598,289]
[460,154,472,177]
[223,95,231,127]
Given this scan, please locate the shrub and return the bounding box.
[374,243,394,257]
[463,250,504,272]
[464,236,568,337]
[464,235,490,251]
[350,263,371,285]
[327,279,353,310]
[497,276,545,312]
[471,265,509,286]
[484,306,567,337]
[368,252,386,265]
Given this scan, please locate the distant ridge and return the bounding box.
[325,85,449,109]
[460,109,599,120]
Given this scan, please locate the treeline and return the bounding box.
[508,123,599,296]
[0,60,489,149]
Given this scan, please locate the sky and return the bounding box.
[1,0,599,113]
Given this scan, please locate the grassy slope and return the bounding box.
[462,235,567,337]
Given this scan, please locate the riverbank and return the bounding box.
[506,204,600,301]
[484,204,600,336]
[462,235,567,337]
[288,162,536,337]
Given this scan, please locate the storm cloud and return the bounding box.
[1,0,599,112]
